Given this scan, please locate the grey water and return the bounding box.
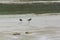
[0,14,60,40]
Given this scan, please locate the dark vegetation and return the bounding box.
[0,3,60,14]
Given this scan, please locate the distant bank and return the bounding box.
[0,1,60,4]
[0,1,60,14]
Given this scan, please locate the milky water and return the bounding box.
[0,14,60,40]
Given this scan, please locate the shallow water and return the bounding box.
[0,14,60,40]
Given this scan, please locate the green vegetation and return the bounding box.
[0,3,60,14]
[19,0,60,1]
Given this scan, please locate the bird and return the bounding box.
[28,18,32,21]
[19,19,22,21]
